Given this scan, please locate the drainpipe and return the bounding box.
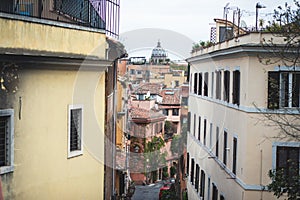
[112,53,128,200]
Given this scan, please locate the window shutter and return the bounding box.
[233,70,240,105]
[0,116,8,166]
[268,72,280,109]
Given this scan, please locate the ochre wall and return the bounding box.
[0,17,107,58]
[3,68,106,199]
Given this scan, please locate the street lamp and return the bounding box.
[256,2,266,31]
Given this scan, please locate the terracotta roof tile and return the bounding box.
[133,83,163,95]
[160,89,181,105]
[130,106,165,120]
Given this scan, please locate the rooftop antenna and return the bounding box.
[223,2,230,19]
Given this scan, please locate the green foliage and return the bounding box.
[0,63,19,93]
[170,64,187,72]
[144,136,166,174]
[164,121,173,134]
[161,184,177,200]
[162,166,169,179]
[192,40,214,52]
[170,166,176,178]
[268,169,300,200]
[262,1,300,67]
[170,132,187,156]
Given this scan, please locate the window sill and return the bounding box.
[0,166,14,175]
[68,150,83,159]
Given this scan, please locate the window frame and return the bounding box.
[0,109,14,174]
[272,143,300,182]
[268,71,300,109]
[68,105,84,158]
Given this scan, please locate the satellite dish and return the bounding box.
[241,20,247,28]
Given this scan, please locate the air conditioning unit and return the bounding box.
[15,2,33,16]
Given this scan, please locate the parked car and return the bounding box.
[159,183,171,200]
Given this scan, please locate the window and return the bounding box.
[194,73,198,94]
[198,73,202,95]
[154,123,158,134]
[187,112,191,132]
[223,70,230,102]
[194,114,196,137]
[268,72,280,109]
[209,123,213,149]
[268,71,300,108]
[190,73,193,92]
[232,70,240,105]
[276,146,299,184]
[204,72,209,97]
[191,158,195,184]
[187,152,190,176]
[130,69,135,75]
[200,170,206,198]
[207,177,211,200]
[198,116,201,141]
[158,122,162,133]
[203,119,207,146]
[138,94,145,100]
[0,109,14,174]
[233,137,237,175]
[68,105,83,158]
[163,109,168,116]
[223,131,228,165]
[216,71,222,100]
[195,164,200,192]
[175,80,179,87]
[172,108,179,116]
[182,97,188,106]
[216,127,219,157]
[212,184,218,200]
[211,72,214,98]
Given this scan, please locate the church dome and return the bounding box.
[151,41,167,57]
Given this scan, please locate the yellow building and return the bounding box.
[187,32,300,200]
[0,1,120,199]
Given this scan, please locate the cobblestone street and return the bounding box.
[132,182,164,200]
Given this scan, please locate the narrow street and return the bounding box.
[132,182,164,200]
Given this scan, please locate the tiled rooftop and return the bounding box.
[160,89,181,105]
[133,83,163,95]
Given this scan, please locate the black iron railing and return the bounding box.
[0,0,119,37]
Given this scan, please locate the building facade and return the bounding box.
[0,0,120,199]
[186,32,300,200]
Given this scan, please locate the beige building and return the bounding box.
[0,1,120,199]
[186,32,300,200]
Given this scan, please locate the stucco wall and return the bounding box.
[1,67,106,199]
[0,17,107,58]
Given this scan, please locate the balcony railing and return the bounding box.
[0,0,119,37]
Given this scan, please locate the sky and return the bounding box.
[119,0,295,59]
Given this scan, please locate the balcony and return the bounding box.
[0,0,120,37]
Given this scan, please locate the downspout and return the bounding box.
[112,53,128,200]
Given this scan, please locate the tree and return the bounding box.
[259,2,300,199]
[0,63,19,108]
[144,136,166,183]
[258,1,300,141]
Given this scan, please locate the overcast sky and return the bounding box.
[120,0,295,42]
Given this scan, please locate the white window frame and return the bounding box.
[68,105,83,158]
[279,72,300,108]
[0,109,14,174]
